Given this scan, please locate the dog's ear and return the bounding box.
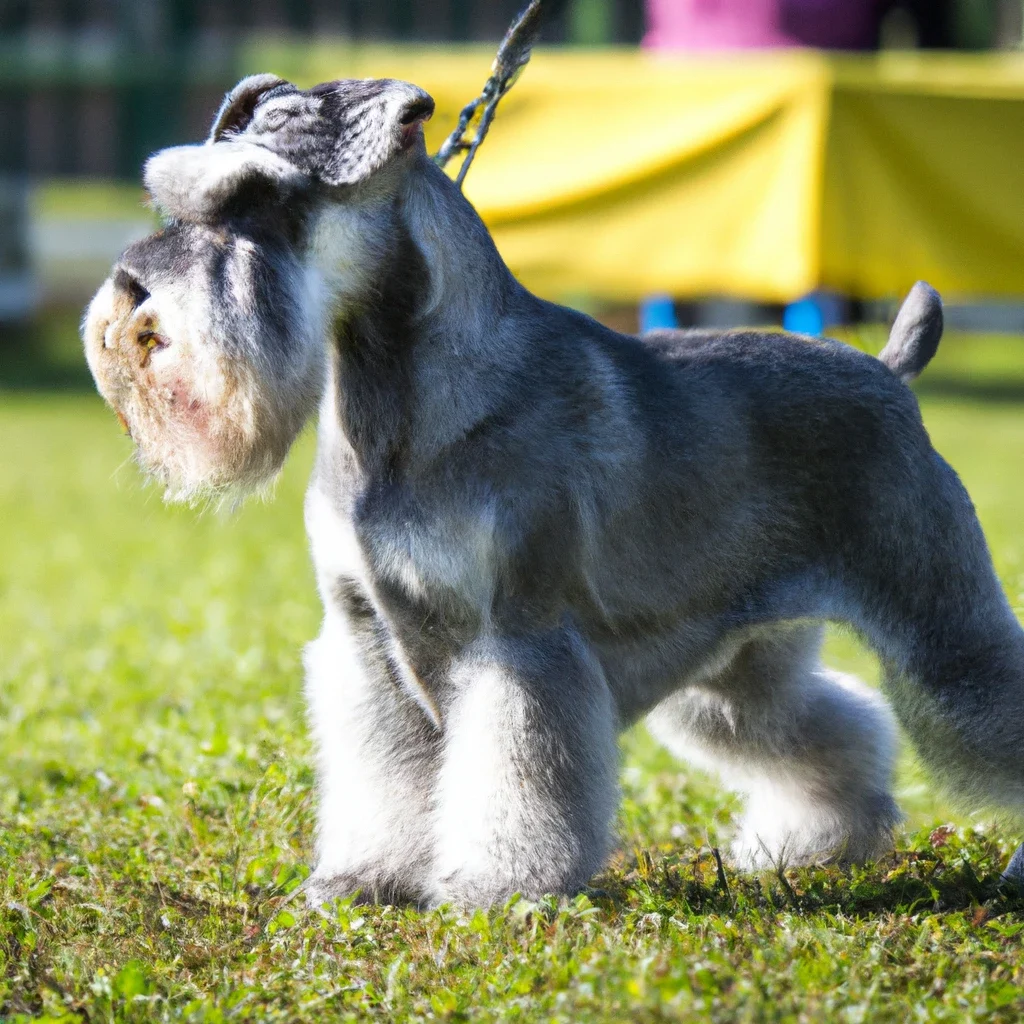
[209,74,290,142]
[304,78,435,186]
[143,141,308,224]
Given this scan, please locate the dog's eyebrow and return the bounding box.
[257,84,299,107]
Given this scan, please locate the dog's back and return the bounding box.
[640,280,943,385]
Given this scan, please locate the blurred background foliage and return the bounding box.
[0,0,1022,343]
[0,0,1018,181]
[0,0,1021,336]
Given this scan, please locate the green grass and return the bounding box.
[3,330,1024,1022]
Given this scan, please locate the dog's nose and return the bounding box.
[390,83,435,127]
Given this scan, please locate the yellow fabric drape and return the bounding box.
[242,45,1024,302]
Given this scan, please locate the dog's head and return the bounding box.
[143,75,435,223]
[83,75,435,501]
[83,219,325,502]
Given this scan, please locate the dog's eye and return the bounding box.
[137,330,168,368]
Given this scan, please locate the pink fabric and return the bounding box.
[644,0,883,51]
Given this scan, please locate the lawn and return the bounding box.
[2,326,1024,1022]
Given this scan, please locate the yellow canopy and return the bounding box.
[242,45,1024,303]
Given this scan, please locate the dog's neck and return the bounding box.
[314,156,534,484]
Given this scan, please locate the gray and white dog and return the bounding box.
[84,75,1024,908]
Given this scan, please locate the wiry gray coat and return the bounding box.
[83,76,1024,907]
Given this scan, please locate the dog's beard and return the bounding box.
[83,277,319,505]
[119,357,276,505]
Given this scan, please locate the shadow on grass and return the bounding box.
[597,840,1024,921]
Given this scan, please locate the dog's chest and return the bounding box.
[304,481,497,619]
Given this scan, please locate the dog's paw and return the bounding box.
[425,868,586,909]
[303,871,365,908]
[423,874,514,909]
[303,869,420,908]
[1001,843,1024,892]
[730,820,895,872]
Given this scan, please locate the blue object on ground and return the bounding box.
[639,294,678,332]
[783,296,825,336]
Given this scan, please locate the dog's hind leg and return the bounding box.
[647,625,901,870]
[860,453,1024,824]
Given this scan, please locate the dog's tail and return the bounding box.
[877,281,943,383]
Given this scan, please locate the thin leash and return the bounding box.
[433,0,562,187]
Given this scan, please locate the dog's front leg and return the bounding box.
[304,607,440,906]
[427,628,619,908]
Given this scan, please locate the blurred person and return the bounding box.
[644,0,955,51]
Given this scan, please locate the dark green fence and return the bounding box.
[0,0,643,179]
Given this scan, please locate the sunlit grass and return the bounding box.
[3,337,1024,1020]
